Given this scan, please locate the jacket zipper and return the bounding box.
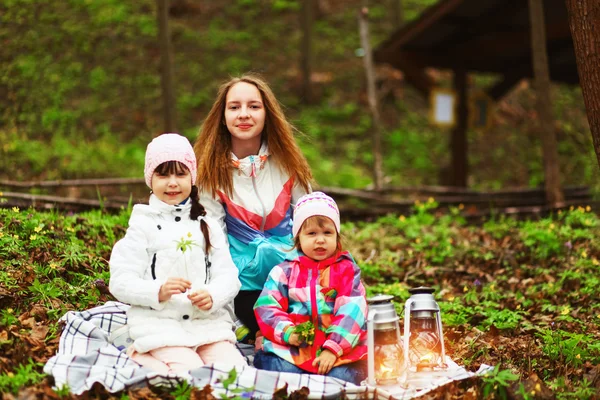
[204,252,211,284]
[151,253,157,279]
[310,263,319,359]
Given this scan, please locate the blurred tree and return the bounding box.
[528,0,564,205]
[359,6,384,190]
[565,0,600,170]
[157,0,176,132]
[300,0,316,104]
[392,0,404,28]
[450,69,468,187]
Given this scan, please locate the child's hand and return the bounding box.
[288,332,302,347]
[188,289,213,310]
[313,349,337,375]
[255,332,264,351]
[159,277,192,302]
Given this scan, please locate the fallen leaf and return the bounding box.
[30,324,49,341]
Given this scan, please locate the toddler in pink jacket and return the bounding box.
[253,192,368,384]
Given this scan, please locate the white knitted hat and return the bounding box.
[292,191,340,237]
[144,133,197,188]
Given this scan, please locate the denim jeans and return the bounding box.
[253,350,367,385]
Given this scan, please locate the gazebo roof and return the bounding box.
[374,0,578,99]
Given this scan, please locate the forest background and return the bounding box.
[1,0,600,399]
[1,0,599,193]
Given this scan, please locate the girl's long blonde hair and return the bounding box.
[194,73,313,197]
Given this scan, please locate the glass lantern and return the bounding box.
[366,294,405,386]
[402,287,448,387]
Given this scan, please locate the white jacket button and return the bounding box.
[175,216,181,222]
[182,314,190,320]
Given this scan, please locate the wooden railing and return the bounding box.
[0,178,595,219]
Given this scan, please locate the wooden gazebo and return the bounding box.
[374,0,579,187]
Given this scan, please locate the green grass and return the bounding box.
[2,201,599,397]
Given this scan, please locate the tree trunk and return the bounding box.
[565,0,600,170]
[450,69,468,187]
[157,0,176,132]
[392,0,404,28]
[300,0,315,104]
[359,7,384,190]
[528,0,564,205]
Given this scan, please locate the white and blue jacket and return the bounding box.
[199,144,309,291]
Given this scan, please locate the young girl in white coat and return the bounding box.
[109,133,246,374]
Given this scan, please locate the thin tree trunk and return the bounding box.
[300,0,315,104]
[157,0,176,132]
[451,69,468,187]
[359,7,384,190]
[392,0,404,28]
[565,0,600,169]
[528,0,564,205]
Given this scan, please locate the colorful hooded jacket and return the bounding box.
[254,251,368,373]
[199,144,309,291]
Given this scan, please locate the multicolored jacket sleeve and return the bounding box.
[322,258,367,357]
[254,262,296,345]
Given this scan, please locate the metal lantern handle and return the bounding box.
[408,286,435,295]
[366,308,377,386]
[403,298,413,374]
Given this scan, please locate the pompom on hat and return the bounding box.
[144,133,197,188]
[292,191,340,237]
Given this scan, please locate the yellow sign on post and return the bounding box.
[468,91,494,131]
[429,88,456,128]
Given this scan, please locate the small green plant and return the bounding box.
[29,279,63,307]
[538,328,598,370]
[480,308,524,330]
[0,308,18,328]
[60,241,88,267]
[0,359,46,395]
[53,383,72,398]
[216,368,254,399]
[171,379,193,400]
[519,220,563,259]
[294,321,315,346]
[175,233,198,253]
[481,365,520,399]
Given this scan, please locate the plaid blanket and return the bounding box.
[43,302,493,399]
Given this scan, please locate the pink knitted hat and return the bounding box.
[144,133,197,188]
[292,191,340,237]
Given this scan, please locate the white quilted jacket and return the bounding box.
[109,195,240,353]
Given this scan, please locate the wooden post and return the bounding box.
[528,0,564,205]
[392,0,404,28]
[300,0,315,104]
[451,69,468,187]
[565,0,600,170]
[157,0,176,132]
[359,6,384,190]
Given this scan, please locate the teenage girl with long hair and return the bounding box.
[194,74,313,343]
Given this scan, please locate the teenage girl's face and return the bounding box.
[151,167,192,206]
[224,82,266,158]
[298,217,338,261]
